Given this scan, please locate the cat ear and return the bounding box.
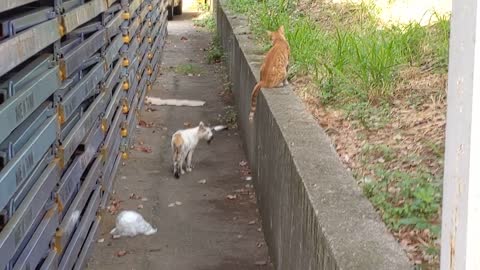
[278,25,285,33]
[199,121,205,128]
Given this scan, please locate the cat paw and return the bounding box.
[186,167,192,172]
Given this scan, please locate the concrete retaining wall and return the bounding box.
[216,1,412,269]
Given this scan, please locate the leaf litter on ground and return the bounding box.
[134,145,152,153]
[107,198,123,215]
[226,194,237,200]
[129,193,142,200]
[116,250,128,257]
[138,120,154,128]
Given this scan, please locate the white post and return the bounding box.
[440,0,480,269]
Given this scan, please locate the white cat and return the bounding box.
[171,122,226,178]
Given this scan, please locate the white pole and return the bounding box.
[440,0,480,269]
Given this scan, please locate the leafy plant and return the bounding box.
[207,35,223,64]
[218,105,238,129]
[363,168,442,235]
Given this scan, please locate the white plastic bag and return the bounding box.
[110,210,157,238]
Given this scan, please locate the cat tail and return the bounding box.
[249,81,263,122]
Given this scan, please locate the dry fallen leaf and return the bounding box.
[129,193,142,200]
[198,179,207,184]
[141,197,148,202]
[134,145,153,153]
[97,238,105,243]
[175,201,182,206]
[226,194,237,200]
[248,220,256,225]
[245,176,252,181]
[239,160,247,166]
[180,36,188,40]
[137,204,144,209]
[116,250,128,257]
[138,120,154,128]
[107,199,123,215]
[168,203,175,207]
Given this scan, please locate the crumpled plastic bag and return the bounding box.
[110,210,157,238]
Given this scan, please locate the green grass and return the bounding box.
[193,5,223,64]
[226,0,450,111]
[193,8,216,31]
[175,64,202,75]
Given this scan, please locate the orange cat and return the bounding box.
[249,25,290,121]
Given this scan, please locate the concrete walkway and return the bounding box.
[87,12,272,270]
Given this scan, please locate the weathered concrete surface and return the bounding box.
[86,12,272,270]
[216,1,412,269]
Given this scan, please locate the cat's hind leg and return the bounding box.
[172,148,180,178]
[179,152,186,175]
[186,150,194,172]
